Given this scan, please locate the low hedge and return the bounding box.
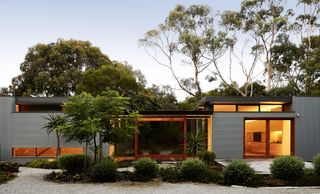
[222,160,255,186]
[179,159,207,182]
[26,159,59,169]
[89,160,117,182]
[133,158,158,181]
[314,153,320,176]
[0,161,19,173]
[270,156,304,181]
[198,151,216,166]
[59,154,91,173]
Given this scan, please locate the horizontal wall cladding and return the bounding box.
[293,97,320,161]
[0,97,14,161]
[212,112,296,159]
[11,113,81,147]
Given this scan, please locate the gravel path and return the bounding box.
[0,167,320,194]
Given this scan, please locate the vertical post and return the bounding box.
[134,120,139,160]
[266,120,270,158]
[183,117,187,160]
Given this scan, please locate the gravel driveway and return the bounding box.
[0,167,320,194]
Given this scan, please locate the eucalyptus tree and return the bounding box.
[222,0,293,92]
[140,4,231,98]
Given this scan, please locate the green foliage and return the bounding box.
[186,131,206,155]
[179,159,207,182]
[198,151,216,165]
[42,114,67,157]
[62,90,138,163]
[133,158,158,181]
[89,160,117,182]
[293,168,320,186]
[314,153,320,176]
[58,154,91,173]
[270,156,305,181]
[159,166,181,183]
[10,39,111,97]
[0,161,19,173]
[0,171,16,184]
[26,159,59,169]
[222,160,255,186]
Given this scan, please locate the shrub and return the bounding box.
[58,154,91,173]
[314,153,320,176]
[270,156,304,181]
[159,166,181,183]
[222,160,255,186]
[0,161,19,173]
[198,151,216,165]
[89,159,117,182]
[179,159,207,182]
[26,159,59,169]
[0,171,16,184]
[200,168,223,183]
[133,158,158,181]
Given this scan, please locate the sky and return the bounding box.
[0,0,300,100]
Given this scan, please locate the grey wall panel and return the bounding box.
[0,97,14,161]
[11,113,81,147]
[293,97,320,161]
[212,112,296,159]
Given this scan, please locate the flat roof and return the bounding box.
[15,97,68,105]
[196,96,292,108]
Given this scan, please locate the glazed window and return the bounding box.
[238,105,259,112]
[12,147,84,157]
[260,105,283,112]
[213,105,236,112]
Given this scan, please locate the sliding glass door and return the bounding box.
[244,119,292,158]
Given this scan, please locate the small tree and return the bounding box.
[42,114,67,158]
[186,130,206,156]
[62,90,138,163]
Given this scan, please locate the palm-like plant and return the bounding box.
[186,130,206,156]
[42,114,68,158]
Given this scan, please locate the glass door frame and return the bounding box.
[243,118,295,158]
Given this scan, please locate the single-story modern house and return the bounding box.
[0,96,319,162]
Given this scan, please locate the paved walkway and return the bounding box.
[1,167,320,194]
[217,159,314,174]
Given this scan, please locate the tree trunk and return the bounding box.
[56,133,61,158]
[266,61,272,91]
[93,136,97,164]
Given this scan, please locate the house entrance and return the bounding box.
[244,119,293,158]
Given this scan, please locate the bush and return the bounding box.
[89,160,117,182]
[314,153,320,176]
[222,160,255,186]
[58,154,91,173]
[159,166,181,183]
[270,156,304,181]
[26,159,59,169]
[0,161,19,173]
[133,158,158,181]
[198,151,216,165]
[0,171,16,184]
[200,168,223,183]
[179,159,207,182]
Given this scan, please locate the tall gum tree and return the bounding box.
[140,4,231,98]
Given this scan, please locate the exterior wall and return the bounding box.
[212,112,296,159]
[292,97,320,161]
[0,97,14,161]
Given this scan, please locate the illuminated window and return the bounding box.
[12,147,84,157]
[213,105,236,112]
[15,105,20,112]
[12,148,36,156]
[260,105,282,112]
[37,148,56,156]
[61,148,84,155]
[238,105,259,112]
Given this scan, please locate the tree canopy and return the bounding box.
[11,39,111,97]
